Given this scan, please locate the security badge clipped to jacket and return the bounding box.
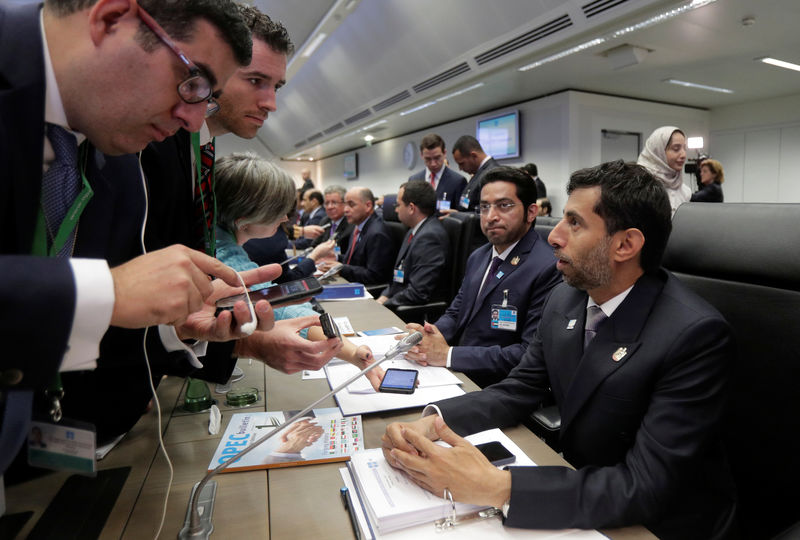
[491,289,517,331]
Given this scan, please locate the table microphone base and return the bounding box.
[178,480,217,539]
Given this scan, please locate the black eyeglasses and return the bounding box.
[136,6,220,117]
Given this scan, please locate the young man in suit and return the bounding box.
[450,135,500,213]
[317,187,395,285]
[293,189,324,249]
[383,161,736,539]
[0,0,262,475]
[404,167,561,388]
[408,133,466,212]
[377,181,449,309]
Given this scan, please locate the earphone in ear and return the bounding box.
[235,271,257,336]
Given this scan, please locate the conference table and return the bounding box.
[7,295,654,539]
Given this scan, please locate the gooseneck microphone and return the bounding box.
[178,331,424,539]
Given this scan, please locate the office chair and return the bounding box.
[365,220,407,298]
[663,202,800,539]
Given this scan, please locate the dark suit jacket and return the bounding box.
[338,214,395,285]
[436,271,736,539]
[408,166,466,210]
[435,226,561,387]
[691,182,723,202]
[295,205,324,249]
[0,2,73,392]
[311,215,353,253]
[381,216,448,308]
[459,157,501,211]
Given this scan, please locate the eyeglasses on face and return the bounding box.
[136,6,220,117]
[477,201,517,215]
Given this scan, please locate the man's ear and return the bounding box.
[88,0,138,46]
[526,202,539,224]
[612,228,645,263]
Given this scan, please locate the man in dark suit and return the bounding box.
[404,167,560,387]
[450,135,501,212]
[317,187,395,285]
[294,189,324,249]
[383,161,736,539]
[0,0,259,474]
[377,182,448,309]
[408,133,466,212]
[521,162,547,198]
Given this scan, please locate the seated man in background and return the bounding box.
[377,181,448,310]
[293,188,325,249]
[313,185,354,253]
[537,197,552,217]
[405,167,561,387]
[317,187,395,285]
[383,161,735,539]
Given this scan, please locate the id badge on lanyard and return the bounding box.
[490,289,518,331]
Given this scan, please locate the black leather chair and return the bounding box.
[394,215,464,324]
[445,211,486,283]
[381,193,398,222]
[365,220,407,298]
[533,216,559,244]
[663,202,800,539]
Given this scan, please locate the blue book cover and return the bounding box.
[316,283,366,300]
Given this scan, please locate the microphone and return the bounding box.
[280,246,313,266]
[318,262,344,281]
[178,331,424,539]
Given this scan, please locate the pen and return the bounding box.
[340,486,362,540]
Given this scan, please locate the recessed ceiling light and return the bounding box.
[301,33,327,59]
[436,82,485,102]
[399,101,436,116]
[363,134,374,142]
[758,57,800,73]
[664,79,733,94]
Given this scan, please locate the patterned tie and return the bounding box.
[584,305,607,348]
[479,256,503,295]
[42,123,81,257]
[329,220,338,239]
[345,226,360,264]
[430,171,436,189]
[194,141,215,255]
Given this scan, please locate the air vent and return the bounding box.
[306,132,323,142]
[474,15,572,66]
[323,122,344,135]
[412,62,471,94]
[294,140,306,148]
[344,109,372,125]
[373,90,412,112]
[583,0,629,18]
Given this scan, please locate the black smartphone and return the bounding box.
[475,441,516,466]
[215,277,323,312]
[378,368,418,394]
[319,313,341,339]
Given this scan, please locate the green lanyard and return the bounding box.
[33,141,94,421]
[191,132,217,256]
[31,142,94,257]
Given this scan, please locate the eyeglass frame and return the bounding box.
[476,201,518,215]
[136,6,221,117]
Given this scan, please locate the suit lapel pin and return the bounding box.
[567,319,577,330]
[612,347,627,362]
[510,256,520,266]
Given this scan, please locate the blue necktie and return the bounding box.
[42,123,81,257]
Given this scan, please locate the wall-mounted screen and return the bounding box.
[343,153,358,179]
[476,110,520,160]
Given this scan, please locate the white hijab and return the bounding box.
[637,126,685,190]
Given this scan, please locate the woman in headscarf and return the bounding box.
[637,126,690,216]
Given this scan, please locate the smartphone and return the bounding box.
[475,441,516,466]
[358,327,404,337]
[215,277,323,312]
[378,368,418,394]
[319,313,341,339]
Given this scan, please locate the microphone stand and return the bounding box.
[178,332,423,539]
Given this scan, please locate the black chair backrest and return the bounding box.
[383,220,408,261]
[534,216,558,245]
[440,216,465,301]
[663,202,800,539]
[447,211,487,283]
[381,194,399,222]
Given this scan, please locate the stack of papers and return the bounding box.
[323,335,465,415]
[341,429,606,539]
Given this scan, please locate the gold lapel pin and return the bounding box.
[612,347,627,362]
[510,256,520,266]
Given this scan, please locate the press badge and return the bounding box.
[490,290,517,331]
[459,194,470,209]
[28,418,97,476]
[437,199,451,211]
[334,245,341,257]
[393,267,405,283]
